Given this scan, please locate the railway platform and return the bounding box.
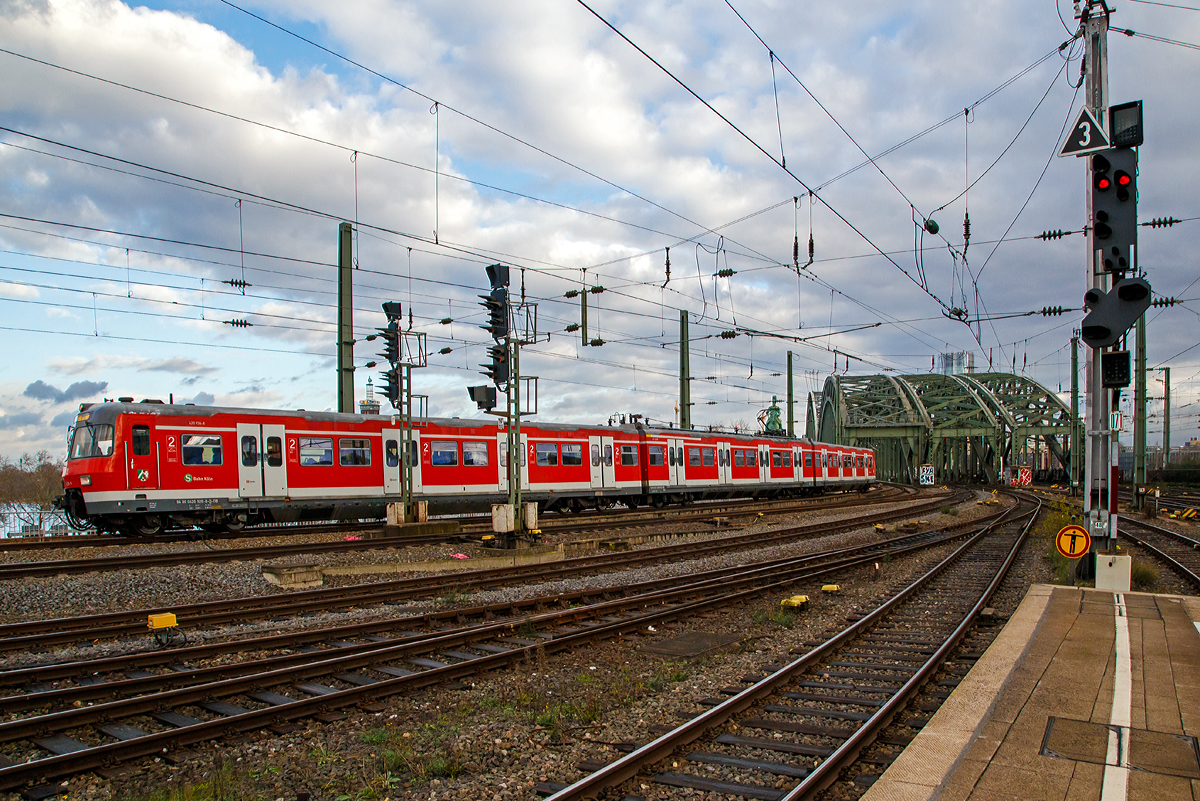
[862,584,1200,801]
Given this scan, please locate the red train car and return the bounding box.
[57,400,876,536]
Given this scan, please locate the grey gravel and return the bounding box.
[0,490,1015,801]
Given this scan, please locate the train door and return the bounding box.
[759,444,769,482]
[383,428,401,494]
[261,424,287,496]
[667,438,685,486]
[498,431,509,494]
[588,435,604,488]
[497,432,529,491]
[599,435,615,487]
[236,422,263,497]
[718,441,731,485]
[126,422,159,491]
[520,432,531,490]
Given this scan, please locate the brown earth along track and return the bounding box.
[538,490,1038,801]
[0,489,963,651]
[0,499,990,794]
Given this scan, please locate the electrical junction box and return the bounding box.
[147,613,177,630]
[1096,554,1131,592]
[1101,350,1131,388]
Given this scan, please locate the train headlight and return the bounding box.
[80,475,91,486]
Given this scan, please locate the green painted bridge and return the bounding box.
[807,372,1076,485]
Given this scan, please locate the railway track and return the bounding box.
[0,485,910,553]
[1118,517,1200,591]
[0,488,917,580]
[539,490,1038,801]
[0,489,971,652]
[0,496,990,794]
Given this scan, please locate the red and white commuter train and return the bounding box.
[56,400,876,536]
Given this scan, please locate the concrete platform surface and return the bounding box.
[862,584,1200,801]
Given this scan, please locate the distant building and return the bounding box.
[358,378,381,416]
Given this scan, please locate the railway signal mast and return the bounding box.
[473,264,543,545]
[376,301,428,523]
[1071,0,1150,589]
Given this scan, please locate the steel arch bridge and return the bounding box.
[807,372,1076,485]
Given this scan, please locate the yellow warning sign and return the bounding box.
[1056,525,1091,559]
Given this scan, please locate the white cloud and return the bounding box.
[0,282,39,299]
[0,0,1195,460]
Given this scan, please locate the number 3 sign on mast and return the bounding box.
[1059,107,1111,157]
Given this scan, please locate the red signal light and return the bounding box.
[1115,171,1131,187]
[1096,175,1111,191]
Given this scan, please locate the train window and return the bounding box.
[804,452,812,468]
[591,444,600,467]
[385,439,399,468]
[500,447,508,467]
[69,424,115,459]
[702,448,714,467]
[604,444,613,467]
[687,447,701,467]
[339,438,371,466]
[562,443,584,466]
[132,425,151,456]
[783,452,792,468]
[464,441,489,466]
[668,447,675,467]
[535,443,558,466]
[240,435,259,467]
[746,451,756,468]
[298,437,332,466]
[620,444,638,466]
[267,437,283,467]
[771,451,781,468]
[430,441,458,466]
[648,445,664,466]
[734,450,744,467]
[182,433,223,466]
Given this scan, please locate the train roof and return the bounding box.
[71,400,870,449]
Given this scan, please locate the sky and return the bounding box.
[0,0,1197,461]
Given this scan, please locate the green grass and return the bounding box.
[753,606,797,629]
[1131,560,1158,592]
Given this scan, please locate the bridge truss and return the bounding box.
[810,372,1075,485]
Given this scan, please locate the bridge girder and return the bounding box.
[817,372,1075,485]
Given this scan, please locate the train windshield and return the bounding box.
[68,424,114,460]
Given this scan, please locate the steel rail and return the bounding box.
[1118,519,1200,591]
[0,490,969,650]
[1,486,908,551]
[0,524,968,700]
[0,487,914,574]
[0,529,957,738]
[0,514,983,791]
[542,492,1038,801]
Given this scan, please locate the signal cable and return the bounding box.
[575,0,959,316]
[213,0,776,255]
[1111,26,1200,49]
